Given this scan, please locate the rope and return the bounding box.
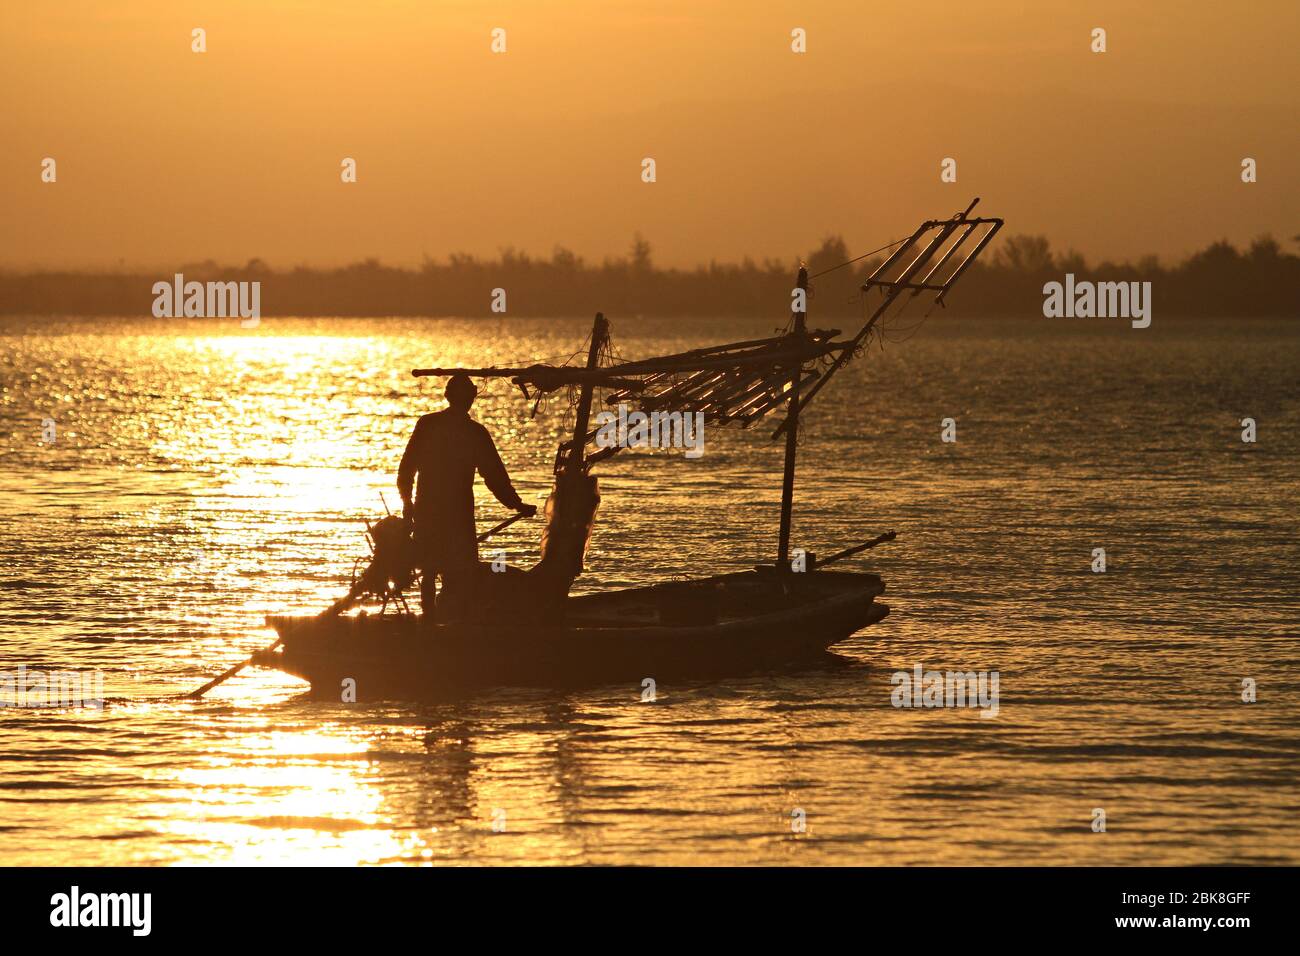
[808,235,910,279]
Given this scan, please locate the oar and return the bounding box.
[185,638,283,700]
[184,584,362,700]
[185,509,533,700]
[812,530,898,569]
[476,510,528,541]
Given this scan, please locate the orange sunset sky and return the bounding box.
[1,0,1296,269]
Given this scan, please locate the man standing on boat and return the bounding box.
[398,373,536,623]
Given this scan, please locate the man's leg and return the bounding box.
[433,523,480,623]
[438,559,476,623]
[419,565,438,624]
[413,526,440,625]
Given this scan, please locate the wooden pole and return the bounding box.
[776,267,808,567]
[566,313,609,473]
[813,530,897,568]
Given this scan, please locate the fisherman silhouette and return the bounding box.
[398,374,536,623]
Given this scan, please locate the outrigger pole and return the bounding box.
[776,266,808,568]
[772,198,1002,439]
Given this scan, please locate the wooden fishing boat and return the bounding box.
[226,201,1001,701]
[257,570,888,697]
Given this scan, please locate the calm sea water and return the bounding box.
[0,313,1297,865]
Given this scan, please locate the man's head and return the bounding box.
[445,373,478,411]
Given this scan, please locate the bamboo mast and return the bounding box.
[566,312,608,474]
[776,267,808,567]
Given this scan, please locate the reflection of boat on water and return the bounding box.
[253,202,1002,699]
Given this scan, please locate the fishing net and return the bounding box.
[536,470,600,584]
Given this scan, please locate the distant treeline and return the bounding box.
[2,233,1297,318]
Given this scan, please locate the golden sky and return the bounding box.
[2,0,1296,269]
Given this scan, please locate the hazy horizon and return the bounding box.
[3,0,1297,270]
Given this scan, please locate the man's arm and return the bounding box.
[397,418,425,508]
[477,427,533,514]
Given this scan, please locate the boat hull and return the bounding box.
[256,570,888,700]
